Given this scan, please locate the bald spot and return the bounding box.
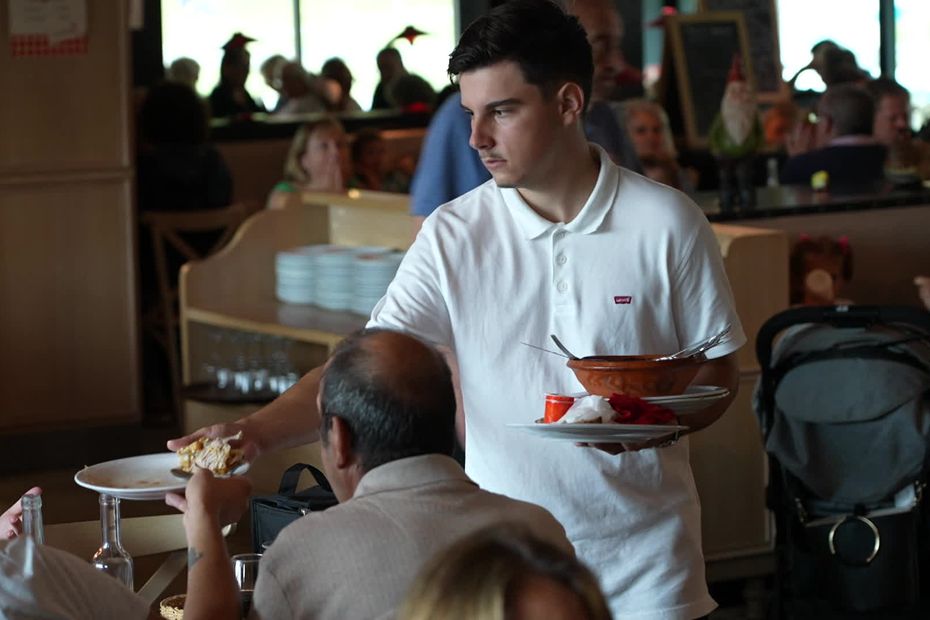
[356,331,450,405]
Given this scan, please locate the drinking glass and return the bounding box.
[232,553,262,617]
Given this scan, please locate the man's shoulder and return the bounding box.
[421,180,503,233]
[613,168,707,228]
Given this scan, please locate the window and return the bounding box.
[894,0,930,126]
[161,1,456,112]
[777,0,881,92]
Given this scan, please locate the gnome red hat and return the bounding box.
[727,54,745,83]
[222,32,255,51]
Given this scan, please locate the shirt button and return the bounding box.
[557,281,568,293]
[556,254,567,265]
[554,230,566,239]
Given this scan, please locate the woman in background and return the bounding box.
[399,524,611,620]
[622,98,695,191]
[266,118,349,209]
[347,128,410,193]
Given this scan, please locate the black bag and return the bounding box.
[249,463,338,552]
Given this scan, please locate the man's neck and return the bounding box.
[516,137,600,224]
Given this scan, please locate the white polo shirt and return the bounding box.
[369,146,745,620]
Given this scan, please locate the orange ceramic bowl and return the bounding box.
[566,354,705,398]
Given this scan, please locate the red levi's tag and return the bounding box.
[613,296,633,304]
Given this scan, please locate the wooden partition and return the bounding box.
[181,198,790,566]
[0,1,139,432]
[696,224,789,579]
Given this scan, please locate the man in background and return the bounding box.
[781,84,885,188]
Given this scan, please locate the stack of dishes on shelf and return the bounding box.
[275,246,319,305]
[351,249,405,315]
[275,244,404,315]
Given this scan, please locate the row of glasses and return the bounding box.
[201,329,301,397]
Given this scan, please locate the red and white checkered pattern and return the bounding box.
[10,34,88,57]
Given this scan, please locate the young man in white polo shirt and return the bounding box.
[171,1,744,617]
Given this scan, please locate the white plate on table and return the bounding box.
[507,423,688,443]
[75,453,185,500]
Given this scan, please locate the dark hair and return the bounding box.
[819,84,874,137]
[319,328,457,471]
[789,235,853,304]
[322,57,353,94]
[350,128,384,165]
[448,0,593,110]
[139,82,209,146]
[864,77,910,104]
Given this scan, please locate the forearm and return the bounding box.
[183,513,239,620]
[241,366,324,455]
[681,352,740,434]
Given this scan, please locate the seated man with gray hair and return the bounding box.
[781,83,886,189]
[168,328,572,620]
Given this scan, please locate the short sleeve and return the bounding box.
[367,218,454,348]
[670,210,746,359]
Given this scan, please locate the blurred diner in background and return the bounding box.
[3,1,930,618]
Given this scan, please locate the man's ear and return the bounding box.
[556,82,586,125]
[329,416,355,469]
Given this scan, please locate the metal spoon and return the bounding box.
[549,334,580,360]
[520,341,569,358]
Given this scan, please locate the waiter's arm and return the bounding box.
[168,366,324,459]
[681,351,740,434]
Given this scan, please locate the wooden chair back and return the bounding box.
[142,204,249,416]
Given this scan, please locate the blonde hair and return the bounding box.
[622,98,678,158]
[282,117,346,185]
[399,524,611,620]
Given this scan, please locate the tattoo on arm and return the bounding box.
[188,547,204,568]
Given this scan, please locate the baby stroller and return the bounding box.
[754,305,930,619]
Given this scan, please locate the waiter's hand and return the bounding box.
[167,421,260,464]
[577,432,679,455]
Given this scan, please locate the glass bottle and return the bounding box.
[91,494,134,589]
[21,493,44,543]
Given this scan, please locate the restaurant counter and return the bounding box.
[696,184,930,307]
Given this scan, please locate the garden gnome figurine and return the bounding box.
[709,54,762,209]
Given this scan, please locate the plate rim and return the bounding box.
[74,452,186,498]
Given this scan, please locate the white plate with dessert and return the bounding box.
[74,435,249,500]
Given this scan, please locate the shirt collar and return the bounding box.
[500,144,620,240]
[353,454,473,499]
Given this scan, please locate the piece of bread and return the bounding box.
[177,432,244,475]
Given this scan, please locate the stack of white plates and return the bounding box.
[275,246,321,305]
[351,250,405,315]
[275,244,404,313]
[313,246,361,311]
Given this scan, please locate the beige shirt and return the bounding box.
[250,454,571,620]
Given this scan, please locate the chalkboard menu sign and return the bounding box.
[701,0,784,98]
[663,12,753,148]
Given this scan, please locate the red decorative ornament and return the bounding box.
[394,26,427,45]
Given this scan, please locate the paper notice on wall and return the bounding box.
[9,0,88,57]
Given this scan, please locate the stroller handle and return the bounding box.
[756,305,930,373]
